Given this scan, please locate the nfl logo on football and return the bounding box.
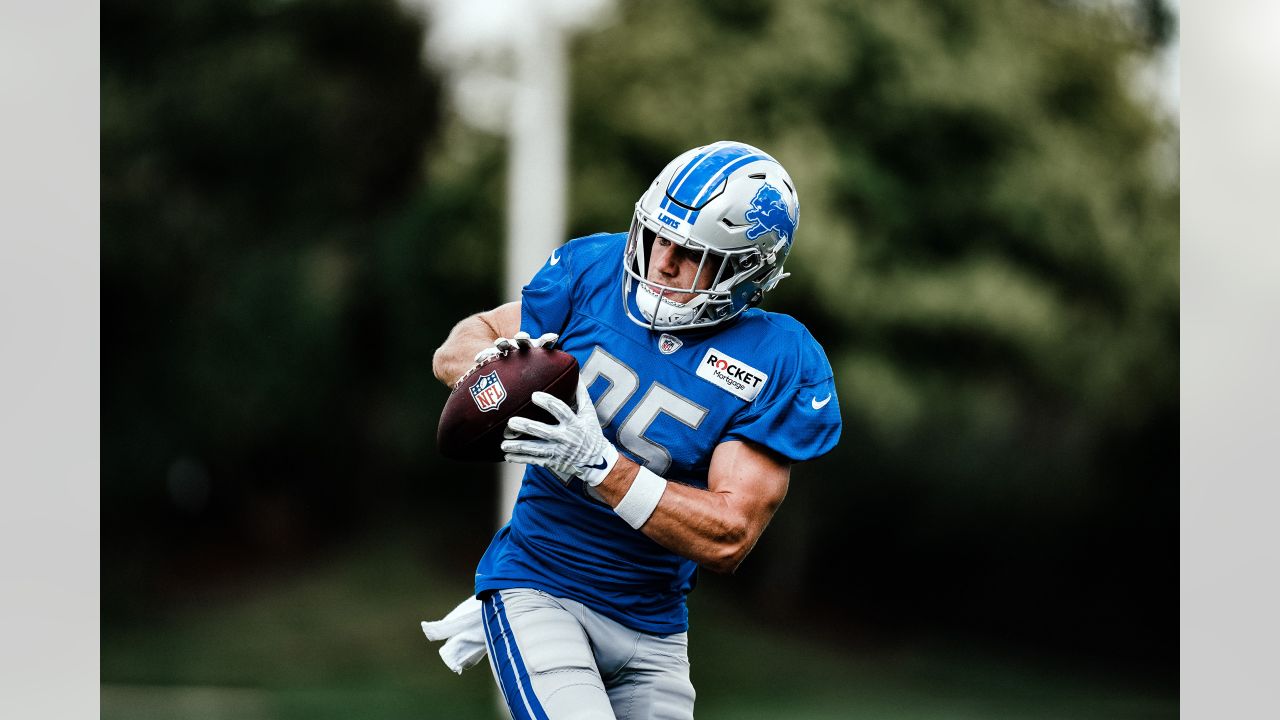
[658,333,683,355]
[470,371,507,412]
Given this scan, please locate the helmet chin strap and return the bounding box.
[762,269,790,292]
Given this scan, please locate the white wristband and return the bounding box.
[613,466,666,530]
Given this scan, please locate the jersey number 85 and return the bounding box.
[580,347,708,476]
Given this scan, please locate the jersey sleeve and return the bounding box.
[519,244,575,336]
[722,334,842,463]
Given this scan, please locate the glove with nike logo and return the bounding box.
[501,379,619,486]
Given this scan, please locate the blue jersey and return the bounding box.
[474,232,841,634]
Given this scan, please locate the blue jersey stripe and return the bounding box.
[494,593,551,720]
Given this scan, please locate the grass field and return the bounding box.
[102,534,1175,719]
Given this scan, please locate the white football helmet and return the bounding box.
[623,140,799,331]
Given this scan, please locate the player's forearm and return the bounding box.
[645,482,761,574]
[432,302,521,386]
[596,457,759,574]
[432,317,498,386]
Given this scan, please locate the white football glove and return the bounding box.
[501,379,619,486]
[472,330,559,366]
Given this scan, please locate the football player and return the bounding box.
[425,141,841,719]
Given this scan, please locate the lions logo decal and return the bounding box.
[744,183,797,245]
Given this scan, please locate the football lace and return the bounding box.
[451,348,512,392]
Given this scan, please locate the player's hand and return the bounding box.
[472,331,559,366]
[501,379,619,486]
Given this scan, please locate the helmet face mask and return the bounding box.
[622,141,799,332]
[625,223,731,329]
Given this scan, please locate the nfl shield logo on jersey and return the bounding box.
[658,333,683,355]
[469,371,507,412]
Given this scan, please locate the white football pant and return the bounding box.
[481,588,696,720]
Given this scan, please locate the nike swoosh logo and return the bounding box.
[583,457,607,471]
[549,250,560,265]
[811,394,832,410]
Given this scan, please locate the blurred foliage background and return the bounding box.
[102,0,1178,717]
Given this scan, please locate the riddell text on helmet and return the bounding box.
[696,348,768,402]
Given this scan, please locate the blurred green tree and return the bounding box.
[100,0,482,611]
[567,0,1177,664]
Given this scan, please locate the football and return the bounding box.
[436,347,580,462]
